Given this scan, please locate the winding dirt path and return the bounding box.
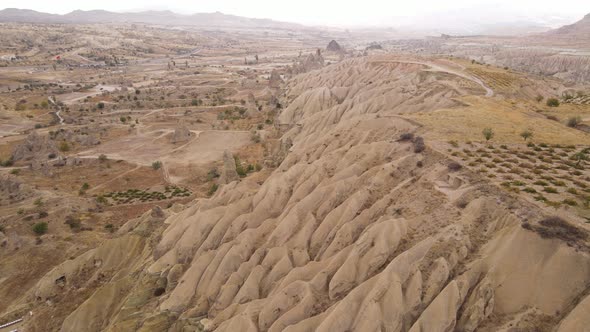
[383,59,494,97]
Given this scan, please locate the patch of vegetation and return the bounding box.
[32,222,48,235]
[544,187,558,194]
[207,183,219,197]
[567,116,581,128]
[520,130,533,141]
[152,161,162,170]
[546,98,559,107]
[59,141,70,152]
[482,127,494,142]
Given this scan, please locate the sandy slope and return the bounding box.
[4,56,590,331]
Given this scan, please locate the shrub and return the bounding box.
[448,140,459,148]
[563,199,578,206]
[544,187,558,194]
[207,183,218,196]
[98,154,108,162]
[152,161,162,170]
[520,130,533,141]
[32,222,48,235]
[482,128,494,142]
[567,116,581,128]
[448,162,462,171]
[546,98,559,107]
[207,168,220,180]
[535,95,544,102]
[65,215,81,230]
[399,132,414,141]
[97,102,105,109]
[59,141,70,152]
[413,136,425,153]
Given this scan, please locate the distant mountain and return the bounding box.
[547,13,590,37]
[0,8,303,29]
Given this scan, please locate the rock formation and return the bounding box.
[269,70,283,88]
[11,131,59,162]
[0,174,33,205]
[171,122,192,143]
[326,39,343,52]
[289,52,324,74]
[6,56,590,332]
[218,150,239,184]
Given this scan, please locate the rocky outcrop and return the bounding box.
[11,131,58,162]
[0,174,33,205]
[289,52,324,75]
[269,70,283,88]
[171,122,192,143]
[326,40,343,52]
[218,150,239,184]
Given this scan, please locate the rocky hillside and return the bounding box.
[548,13,590,38]
[3,56,590,332]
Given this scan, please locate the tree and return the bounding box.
[482,128,494,142]
[546,98,560,107]
[520,130,533,141]
[97,102,105,109]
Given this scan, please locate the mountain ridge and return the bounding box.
[0,8,303,29]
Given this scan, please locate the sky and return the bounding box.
[2,0,590,27]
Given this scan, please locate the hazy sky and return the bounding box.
[2,0,590,26]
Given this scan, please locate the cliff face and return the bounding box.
[7,56,590,332]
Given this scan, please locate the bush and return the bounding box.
[567,116,581,128]
[32,222,48,235]
[207,168,220,180]
[97,102,105,109]
[482,128,494,142]
[65,215,81,230]
[546,98,560,107]
[520,130,533,141]
[535,95,544,102]
[152,161,162,170]
[544,187,558,194]
[413,136,425,153]
[59,141,70,152]
[563,199,578,206]
[399,132,414,141]
[98,154,108,162]
[207,183,218,197]
[448,162,462,171]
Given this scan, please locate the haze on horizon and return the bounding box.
[2,0,590,27]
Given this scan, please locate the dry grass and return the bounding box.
[408,96,590,145]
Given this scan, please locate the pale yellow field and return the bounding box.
[408,95,590,145]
